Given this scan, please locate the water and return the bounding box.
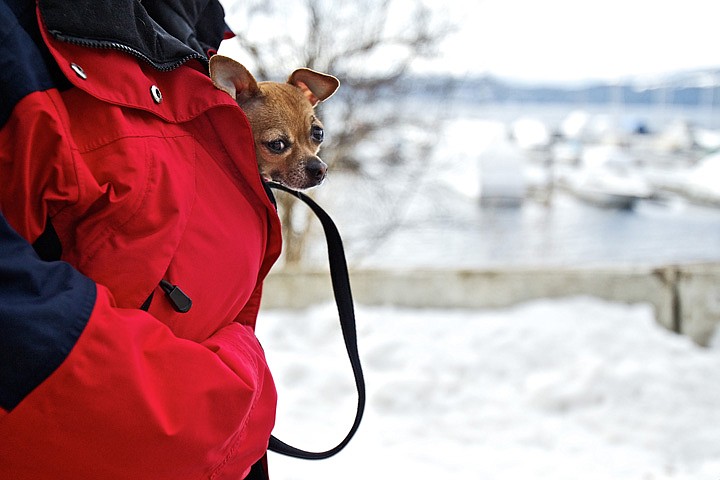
[351,193,720,269]
[307,101,720,270]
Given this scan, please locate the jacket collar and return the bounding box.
[38,0,228,71]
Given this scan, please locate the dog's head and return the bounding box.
[210,55,339,190]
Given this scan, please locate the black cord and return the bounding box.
[266,182,365,460]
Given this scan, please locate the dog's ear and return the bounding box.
[209,55,260,103]
[288,69,339,107]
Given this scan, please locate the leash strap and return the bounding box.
[266,182,366,460]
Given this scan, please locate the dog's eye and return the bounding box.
[267,139,287,153]
[311,126,324,143]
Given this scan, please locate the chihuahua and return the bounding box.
[209,55,339,190]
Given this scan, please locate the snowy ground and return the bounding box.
[256,298,720,480]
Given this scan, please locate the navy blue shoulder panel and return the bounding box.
[0,211,96,411]
[0,0,69,128]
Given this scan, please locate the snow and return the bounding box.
[511,117,552,150]
[433,118,507,199]
[257,298,720,479]
[687,152,720,196]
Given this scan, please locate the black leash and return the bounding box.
[266,182,366,460]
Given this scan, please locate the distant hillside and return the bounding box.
[408,68,720,107]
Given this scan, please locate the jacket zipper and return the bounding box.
[49,31,206,72]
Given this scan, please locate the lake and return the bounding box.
[305,101,720,270]
[350,193,720,269]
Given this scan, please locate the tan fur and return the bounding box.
[209,55,339,190]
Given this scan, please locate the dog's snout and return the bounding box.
[306,158,327,182]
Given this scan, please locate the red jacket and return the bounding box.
[0,1,282,478]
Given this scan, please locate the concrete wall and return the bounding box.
[676,263,720,345]
[262,263,720,346]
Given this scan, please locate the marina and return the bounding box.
[311,101,720,270]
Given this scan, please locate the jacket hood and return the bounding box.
[39,0,229,70]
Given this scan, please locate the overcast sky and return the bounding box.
[220,0,719,85]
[411,0,719,84]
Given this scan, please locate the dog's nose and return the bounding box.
[306,158,328,183]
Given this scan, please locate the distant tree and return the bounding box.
[222,0,454,266]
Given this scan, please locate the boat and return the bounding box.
[555,144,653,209]
[676,152,720,207]
[559,172,653,209]
[478,142,527,207]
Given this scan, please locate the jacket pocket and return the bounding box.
[55,133,197,309]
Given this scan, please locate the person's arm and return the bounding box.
[0,209,275,478]
[0,16,274,480]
